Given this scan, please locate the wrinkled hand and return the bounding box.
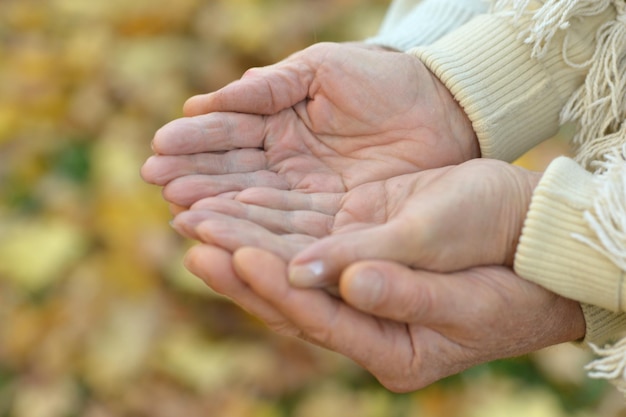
[141,42,478,208]
[173,159,542,287]
[184,245,584,392]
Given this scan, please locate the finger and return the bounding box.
[190,193,340,237]
[152,113,266,155]
[339,261,473,325]
[235,188,342,215]
[233,247,413,373]
[192,198,333,238]
[172,211,314,260]
[169,203,187,216]
[162,172,290,207]
[141,149,267,186]
[184,244,301,337]
[287,221,421,288]
[183,62,312,116]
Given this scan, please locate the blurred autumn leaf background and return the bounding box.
[0,0,624,416]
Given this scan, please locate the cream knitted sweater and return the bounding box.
[369,0,626,391]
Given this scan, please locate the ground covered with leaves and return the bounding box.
[0,0,623,415]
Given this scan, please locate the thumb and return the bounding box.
[339,261,464,325]
[183,62,313,116]
[287,223,419,288]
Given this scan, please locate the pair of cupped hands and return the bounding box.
[141,43,584,392]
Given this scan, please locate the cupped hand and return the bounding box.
[173,159,542,287]
[184,245,584,392]
[141,42,479,208]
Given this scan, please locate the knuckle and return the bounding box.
[300,322,333,348]
[266,320,301,338]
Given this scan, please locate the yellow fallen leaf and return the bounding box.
[0,105,19,144]
[82,295,162,393]
[157,326,279,393]
[0,217,86,291]
[11,377,79,417]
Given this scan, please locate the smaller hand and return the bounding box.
[174,159,542,287]
[185,245,584,392]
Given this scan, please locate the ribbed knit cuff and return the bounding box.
[580,304,626,346]
[366,0,488,51]
[410,11,606,161]
[515,157,623,313]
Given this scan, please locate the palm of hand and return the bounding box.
[327,161,524,270]
[142,43,478,207]
[271,46,471,189]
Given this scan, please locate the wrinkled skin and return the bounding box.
[141,42,479,208]
[184,245,584,393]
[173,159,542,287]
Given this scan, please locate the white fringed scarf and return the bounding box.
[493,0,626,169]
[494,0,626,395]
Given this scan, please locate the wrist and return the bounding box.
[423,62,480,160]
[557,298,586,342]
[504,165,542,266]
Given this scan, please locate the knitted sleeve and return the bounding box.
[515,157,624,314]
[409,2,614,161]
[515,155,626,392]
[365,0,488,51]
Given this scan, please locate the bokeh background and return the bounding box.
[0,0,624,416]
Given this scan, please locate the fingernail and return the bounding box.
[289,260,326,287]
[169,218,187,236]
[170,213,201,239]
[349,268,384,309]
